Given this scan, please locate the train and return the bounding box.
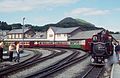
[4,38,92,52]
[4,30,117,51]
[5,40,88,51]
[4,29,118,66]
[90,30,117,65]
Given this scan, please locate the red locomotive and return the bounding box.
[90,30,116,65]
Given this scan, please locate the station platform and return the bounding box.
[110,51,120,78]
[3,50,31,59]
[0,50,34,67]
[111,64,120,78]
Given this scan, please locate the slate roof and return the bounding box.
[69,29,103,40]
[0,30,9,36]
[32,32,47,39]
[111,34,120,40]
[50,27,80,34]
[8,28,29,34]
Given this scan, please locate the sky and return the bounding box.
[0,0,120,32]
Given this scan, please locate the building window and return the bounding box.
[57,34,61,37]
[25,34,28,38]
[16,34,18,38]
[12,34,15,39]
[68,35,71,38]
[18,34,20,38]
[28,35,31,38]
[19,34,22,38]
[64,34,66,36]
[8,35,12,39]
[49,34,53,37]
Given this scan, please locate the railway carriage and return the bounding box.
[4,39,89,50]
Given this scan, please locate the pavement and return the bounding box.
[110,52,120,78]
[3,50,31,59]
[111,64,120,78]
[0,50,34,65]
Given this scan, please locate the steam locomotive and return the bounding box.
[90,30,115,65]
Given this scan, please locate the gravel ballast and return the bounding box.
[8,49,73,78]
[52,50,90,78]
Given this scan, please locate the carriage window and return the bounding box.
[57,34,61,37]
[93,36,97,41]
[34,42,38,44]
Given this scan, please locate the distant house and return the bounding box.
[69,29,103,40]
[47,27,82,41]
[0,30,9,41]
[7,27,35,39]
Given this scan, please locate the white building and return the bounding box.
[7,27,35,39]
[47,27,82,41]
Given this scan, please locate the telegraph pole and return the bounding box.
[22,17,25,51]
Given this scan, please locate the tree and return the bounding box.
[0,21,9,30]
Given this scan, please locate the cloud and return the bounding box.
[32,16,55,25]
[66,8,110,16]
[114,8,120,11]
[0,0,79,12]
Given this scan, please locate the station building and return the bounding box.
[69,29,103,49]
[3,26,118,49]
[7,27,35,39]
[47,27,82,41]
[3,26,104,42]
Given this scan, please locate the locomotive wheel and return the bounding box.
[106,51,113,56]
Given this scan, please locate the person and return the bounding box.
[115,43,120,64]
[14,42,20,62]
[0,41,4,62]
[8,44,14,62]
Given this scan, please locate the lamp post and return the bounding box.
[22,17,25,51]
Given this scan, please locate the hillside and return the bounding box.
[0,17,103,31]
[43,17,103,31]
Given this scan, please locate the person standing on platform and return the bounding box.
[0,41,4,62]
[14,42,20,62]
[8,44,14,62]
[115,43,120,64]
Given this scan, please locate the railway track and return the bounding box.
[0,49,41,69]
[0,48,65,77]
[25,50,89,78]
[81,66,104,78]
[0,63,11,69]
[0,50,42,77]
